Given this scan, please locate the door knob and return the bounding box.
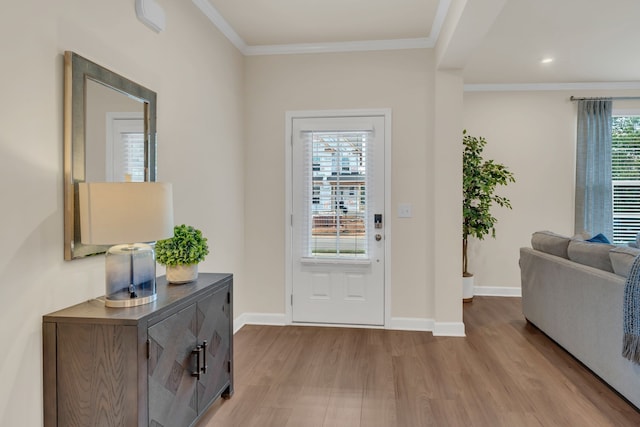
[375,234,382,241]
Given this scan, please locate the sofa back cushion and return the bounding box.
[567,240,616,272]
[531,231,571,259]
[610,246,640,277]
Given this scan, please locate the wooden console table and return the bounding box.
[43,273,233,427]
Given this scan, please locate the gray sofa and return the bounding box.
[520,231,640,408]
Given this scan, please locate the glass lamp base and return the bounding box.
[104,243,157,308]
[105,291,157,308]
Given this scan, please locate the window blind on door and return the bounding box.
[300,130,374,259]
[120,132,145,182]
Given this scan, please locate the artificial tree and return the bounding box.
[462,130,515,280]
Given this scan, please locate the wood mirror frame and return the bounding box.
[63,51,157,260]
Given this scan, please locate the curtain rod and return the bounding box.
[570,96,640,101]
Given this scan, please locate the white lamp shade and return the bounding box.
[78,182,174,245]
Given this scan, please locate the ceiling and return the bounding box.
[195,0,640,85]
[463,0,640,84]
[207,0,439,46]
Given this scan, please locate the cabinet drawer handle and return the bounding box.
[191,345,203,379]
[201,340,208,374]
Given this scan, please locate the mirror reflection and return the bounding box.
[86,79,145,182]
[64,51,157,260]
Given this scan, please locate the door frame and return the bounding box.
[105,112,144,181]
[285,109,392,328]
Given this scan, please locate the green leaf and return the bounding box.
[462,130,515,274]
[155,224,210,266]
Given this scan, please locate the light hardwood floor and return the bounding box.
[198,297,640,426]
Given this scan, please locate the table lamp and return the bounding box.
[78,182,174,307]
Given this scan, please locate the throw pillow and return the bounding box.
[586,233,610,244]
[567,239,616,272]
[610,246,640,277]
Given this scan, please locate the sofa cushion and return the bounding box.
[531,231,571,259]
[610,246,640,277]
[567,239,616,272]
[572,232,591,241]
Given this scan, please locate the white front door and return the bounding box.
[291,115,386,326]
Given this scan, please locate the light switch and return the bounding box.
[398,203,412,218]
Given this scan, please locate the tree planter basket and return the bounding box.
[463,275,474,303]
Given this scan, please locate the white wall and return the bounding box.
[243,50,439,321]
[462,89,640,290]
[433,70,464,330]
[0,1,245,425]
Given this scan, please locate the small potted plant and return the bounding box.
[156,224,209,284]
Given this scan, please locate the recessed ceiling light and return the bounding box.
[541,58,554,64]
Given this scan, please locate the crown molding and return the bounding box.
[430,0,451,45]
[192,0,247,52]
[193,0,451,56]
[464,81,640,92]
[243,38,433,56]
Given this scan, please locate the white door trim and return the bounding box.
[105,112,144,182]
[285,108,392,328]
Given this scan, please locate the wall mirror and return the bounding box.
[64,51,157,260]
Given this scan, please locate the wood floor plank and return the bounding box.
[284,387,331,427]
[360,388,398,427]
[199,297,640,426]
[322,389,363,427]
[235,406,291,427]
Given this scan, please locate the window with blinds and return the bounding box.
[119,132,146,182]
[106,115,146,182]
[302,130,372,258]
[612,116,640,243]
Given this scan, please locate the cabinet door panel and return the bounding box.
[197,286,231,411]
[148,304,198,427]
[57,323,137,427]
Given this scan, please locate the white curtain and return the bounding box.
[575,99,613,240]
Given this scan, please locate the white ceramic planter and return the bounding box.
[166,264,198,284]
[463,274,474,303]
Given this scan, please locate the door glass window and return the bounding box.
[106,116,145,182]
[303,131,371,258]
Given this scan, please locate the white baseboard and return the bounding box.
[233,292,516,337]
[234,313,466,337]
[233,290,519,333]
[389,317,434,331]
[233,312,286,334]
[474,286,521,297]
[433,322,466,337]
